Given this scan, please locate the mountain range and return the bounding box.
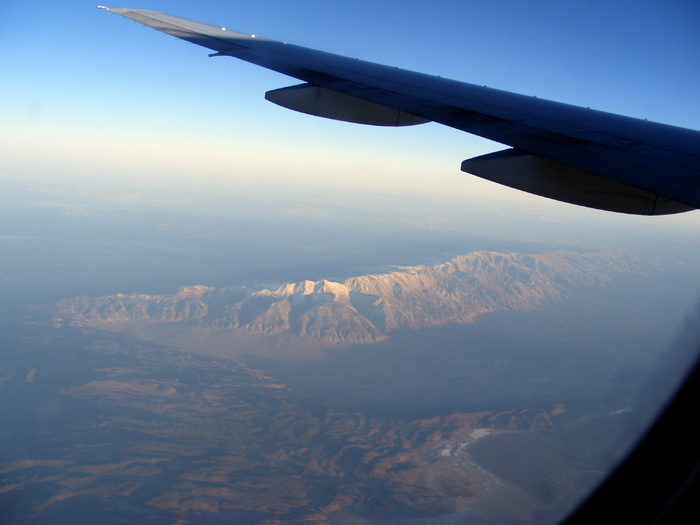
[48,250,643,344]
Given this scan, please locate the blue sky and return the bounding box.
[1,1,699,228]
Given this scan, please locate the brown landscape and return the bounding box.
[1,250,647,524]
[0,331,577,525]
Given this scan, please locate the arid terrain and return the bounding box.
[47,250,642,348]
[0,250,664,524]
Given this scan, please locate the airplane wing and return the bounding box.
[98,7,700,215]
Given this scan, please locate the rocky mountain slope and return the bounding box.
[49,250,642,344]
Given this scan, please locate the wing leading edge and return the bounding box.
[98,7,700,215]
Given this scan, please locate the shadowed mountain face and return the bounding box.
[49,250,642,344]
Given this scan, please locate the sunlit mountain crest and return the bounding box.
[50,250,643,344]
